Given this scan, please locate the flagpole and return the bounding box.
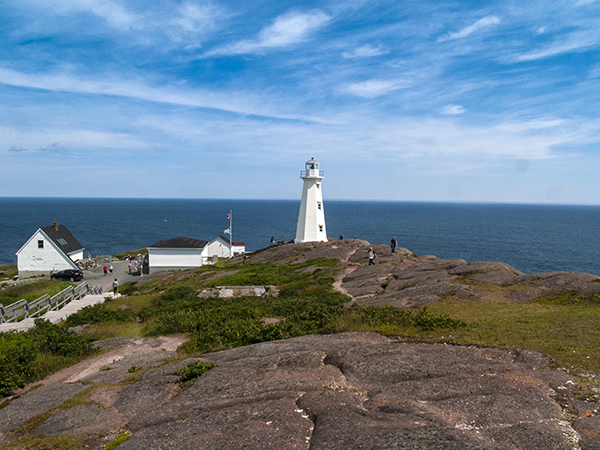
[229,210,232,258]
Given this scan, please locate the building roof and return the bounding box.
[40,223,84,255]
[149,236,208,249]
[218,235,245,246]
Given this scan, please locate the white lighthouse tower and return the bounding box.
[295,157,327,243]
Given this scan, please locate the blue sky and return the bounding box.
[1,0,600,204]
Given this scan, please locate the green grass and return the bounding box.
[0,264,17,282]
[105,431,131,450]
[0,280,73,307]
[424,297,600,373]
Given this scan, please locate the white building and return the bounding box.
[16,222,85,278]
[206,235,246,258]
[295,158,327,243]
[147,237,209,274]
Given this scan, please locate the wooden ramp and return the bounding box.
[0,293,119,333]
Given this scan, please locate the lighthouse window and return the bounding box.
[38,240,44,249]
[318,202,322,210]
[319,225,323,232]
[316,183,320,189]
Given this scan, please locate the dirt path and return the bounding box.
[332,246,362,303]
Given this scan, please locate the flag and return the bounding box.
[227,213,231,219]
[224,228,231,234]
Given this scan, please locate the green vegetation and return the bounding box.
[0,319,95,397]
[0,264,17,282]
[60,258,460,358]
[112,248,148,261]
[105,431,131,450]
[426,295,600,373]
[0,280,73,307]
[176,361,217,382]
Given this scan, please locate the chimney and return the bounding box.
[53,222,58,231]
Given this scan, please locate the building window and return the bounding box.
[319,225,323,232]
[318,202,322,210]
[38,240,44,249]
[316,183,320,189]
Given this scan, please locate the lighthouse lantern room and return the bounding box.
[295,157,327,243]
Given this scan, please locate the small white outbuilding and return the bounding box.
[206,235,246,259]
[147,236,209,274]
[16,222,85,278]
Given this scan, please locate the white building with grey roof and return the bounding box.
[16,222,85,278]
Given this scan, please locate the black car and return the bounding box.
[51,269,84,282]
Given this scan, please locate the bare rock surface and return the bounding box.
[1,333,598,448]
[33,404,125,437]
[115,333,589,449]
[0,383,87,441]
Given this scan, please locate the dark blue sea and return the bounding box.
[1,198,599,276]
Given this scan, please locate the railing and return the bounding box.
[300,170,324,178]
[0,282,90,324]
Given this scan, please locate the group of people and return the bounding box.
[366,236,399,266]
[103,265,113,275]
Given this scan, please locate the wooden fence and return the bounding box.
[0,282,89,324]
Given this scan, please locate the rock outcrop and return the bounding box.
[245,239,600,308]
[1,333,598,449]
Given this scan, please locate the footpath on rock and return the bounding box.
[2,239,600,449]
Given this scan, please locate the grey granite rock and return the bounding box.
[0,383,87,443]
[34,404,124,437]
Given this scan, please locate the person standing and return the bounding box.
[270,236,276,246]
[390,237,398,253]
[112,278,119,295]
[103,266,108,276]
[109,265,113,275]
[367,247,377,266]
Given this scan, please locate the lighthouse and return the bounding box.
[295,157,327,243]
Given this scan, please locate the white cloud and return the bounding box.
[203,10,331,56]
[442,104,466,115]
[513,30,600,61]
[0,67,271,119]
[344,79,410,98]
[342,44,387,59]
[438,15,501,42]
[8,146,27,152]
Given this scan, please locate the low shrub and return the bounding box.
[0,319,95,397]
[63,304,134,327]
[176,361,217,382]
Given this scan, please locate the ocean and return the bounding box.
[1,198,599,276]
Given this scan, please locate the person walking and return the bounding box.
[367,247,377,266]
[109,265,113,275]
[103,266,108,276]
[390,237,398,253]
[112,278,119,295]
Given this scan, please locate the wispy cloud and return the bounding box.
[202,10,331,56]
[438,15,501,42]
[344,79,410,98]
[0,67,285,120]
[32,0,139,30]
[8,146,27,152]
[442,104,466,115]
[513,29,600,62]
[342,44,387,59]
